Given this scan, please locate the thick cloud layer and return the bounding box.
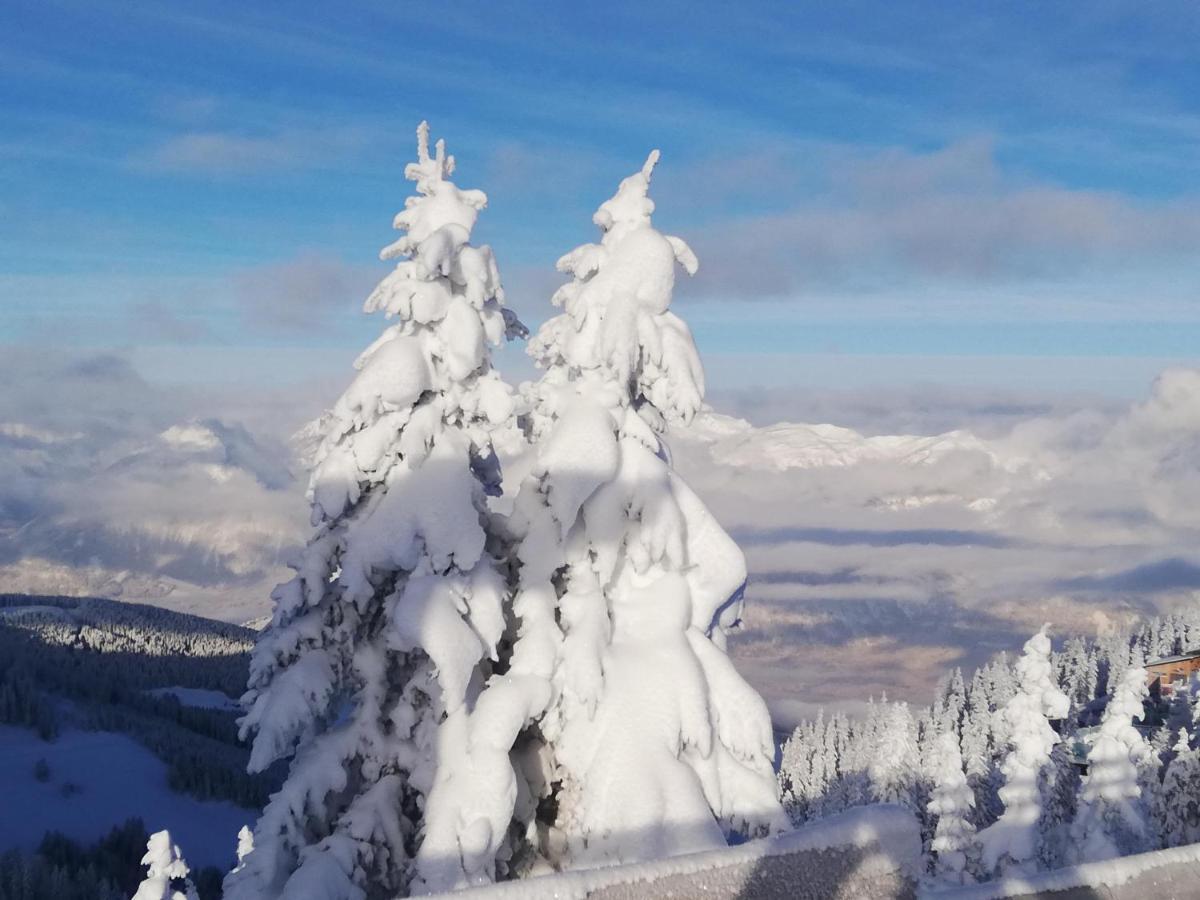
[4,351,1199,723]
[670,369,1200,726]
[0,350,307,621]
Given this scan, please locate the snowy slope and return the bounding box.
[0,723,249,870]
[145,686,240,711]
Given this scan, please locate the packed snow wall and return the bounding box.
[424,806,921,900]
[932,842,1200,900]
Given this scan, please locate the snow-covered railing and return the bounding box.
[426,805,922,900]
[930,842,1200,899]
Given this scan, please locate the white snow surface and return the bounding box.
[422,805,920,899]
[146,686,241,711]
[929,841,1200,899]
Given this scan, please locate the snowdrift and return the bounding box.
[931,842,1200,899]
[424,805,921,900]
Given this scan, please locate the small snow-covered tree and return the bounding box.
[226,123,526,900]
[133,831,198,900]
[232,826,253,875]
[1191,674,1200,737]
[1166,684,1193,737]
[1037,738,1080,869]
[870,701,920,809]
[781,711,838,823]
[812,712,843,818]
[820,711,854,818]
[779,723,816,824]
[960,677,991,778]
[1069,664,1152,862]
[1157,729,1200,848]
[934,668,967,738]
[927,733,978,885]
[1057,637,1098,718]
[976,626,1069,877]
[508,150,786,869]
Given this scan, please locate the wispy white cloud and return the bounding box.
[134,128,373,176]
[128,298,214,343]
[672,137,1200,300]
[232,253,378,331]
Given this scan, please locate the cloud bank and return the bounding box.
[671,138,1200,302]
[670,368,1200,724]
[4,350,1200,725]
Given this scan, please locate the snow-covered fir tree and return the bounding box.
[1037,739,1080,870]
[983,653,1018,752]
[778,722,815,824]
[226,123,527,899]
[927,732,978,885]
[1069,664,1152,862]
[1192,675,1200,734]
[822,712,855,817]
[959,672,992,775]
[1166,681,1193,736]
[1056,636,1098,719]
[133,831,198,900]
[1157,729,1200,848]
[976,626,1069,878]
[507,150,786,869]
[933,668,967,738]
[870,701,920,809]
[786,711,836,822]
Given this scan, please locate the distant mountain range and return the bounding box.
[0,419,305,622]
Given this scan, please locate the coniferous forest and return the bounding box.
[778,607,1200,883]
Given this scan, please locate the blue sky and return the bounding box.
[3,0,1200,394]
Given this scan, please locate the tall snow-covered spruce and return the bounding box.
[976,626,1069,877]
[226,123,526,900]
[927,732,978,885]
[1069,664,1152,862]
[509,151,786,870]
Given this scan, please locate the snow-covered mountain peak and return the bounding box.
[159,423,223,452]
[127,418,293,492]
[680,410,1024,474]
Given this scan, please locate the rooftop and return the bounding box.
[1146,648,1200,667]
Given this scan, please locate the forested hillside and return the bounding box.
[0,595,281,899]
[0,594,279,808]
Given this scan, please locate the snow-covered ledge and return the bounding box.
[425,805,922,900]
[929,842,1200,899]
